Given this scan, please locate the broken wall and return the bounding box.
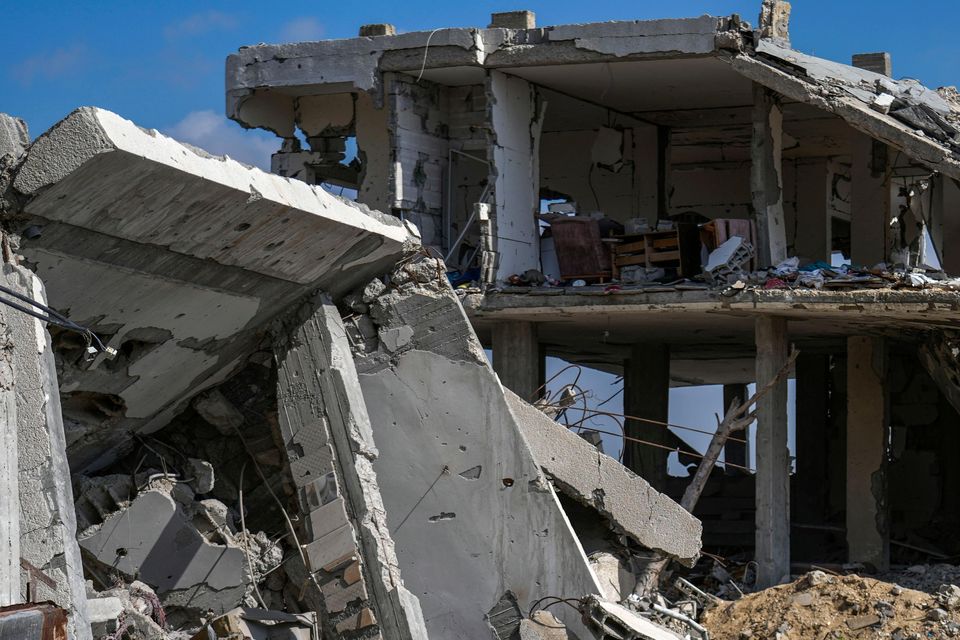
[347,259,602,638]
[387,74,449,247]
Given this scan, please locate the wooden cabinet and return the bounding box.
[610,223,702,280]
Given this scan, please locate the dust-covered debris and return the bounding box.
[702,571,960,639]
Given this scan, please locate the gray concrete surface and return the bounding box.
[354,259,603,639]
[505,390,702,565]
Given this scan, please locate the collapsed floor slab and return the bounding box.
[504,390,702,565]
[6,107,418,473]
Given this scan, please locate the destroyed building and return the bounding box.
[2,0,960,638]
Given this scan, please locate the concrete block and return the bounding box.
[302,524,357,573]
[306,496,350,540]
[359,24,396,37]
[489,10,536,29]
[320,577,368,614]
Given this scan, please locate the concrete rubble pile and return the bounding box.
[6,0,960,638]
[0,103,703,640]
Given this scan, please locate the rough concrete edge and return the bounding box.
[728,52,960,181]
[302,294,427,640]
[12,107,112,196]
[503,389,702,567]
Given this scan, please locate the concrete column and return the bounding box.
[935,177,960,275]
[0,297,19,606]
[850,133,891,266]
[754,316,790,588]
[623,344,670,492]
[656,125,672,224]
[751,83,787,267]
[794,160,831,262]
[492,321,540,401]
[795,354,830,558]
[846,336,889,570]
[722,383,749,474]
[6,265,91,638]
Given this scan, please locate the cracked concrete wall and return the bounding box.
[348,260,602,638]
[274,294,426,640]
[5,264,91,640]
[504,390,702,565]
[387,75,449,248]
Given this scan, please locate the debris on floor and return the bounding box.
[700,571,960,639]
[190,608,318,640]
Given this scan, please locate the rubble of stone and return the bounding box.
[5,0,960,638]
[74,470,281,627]
[701,571,960,639]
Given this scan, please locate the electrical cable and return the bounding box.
[0,282,109,353]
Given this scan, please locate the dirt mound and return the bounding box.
[701,571,960,639]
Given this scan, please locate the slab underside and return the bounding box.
[465,289,960,382]
[12,107,414,471]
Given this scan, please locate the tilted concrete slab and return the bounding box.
[352,260,602,639]
[9,107,417,471]
[730,39,960,181]
[505,390,702,566]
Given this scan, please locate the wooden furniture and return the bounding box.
[547,217,612,282]
[609,223,701,279]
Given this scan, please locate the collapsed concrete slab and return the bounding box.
[345,258,607,638]
[505,390,702,566]
[6,107,418,472]
[75,473,280,622]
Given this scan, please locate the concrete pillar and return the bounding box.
[850,132,891,266]
[935,177,960,275]
[623,344,670,492]
[846,336,889,570]
[793,160,831,262]
[751,84,787,267]
[722,383,749,473]
[754,316,790,588]
[0,292,19,606]
[795,354,830,557]
[656,126,672,224]
[492,321,540,401]
[6,265,91,638]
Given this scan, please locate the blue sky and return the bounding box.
[4,0,959,169]
[2,1,952,469]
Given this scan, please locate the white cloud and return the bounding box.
[164,10,238,39]
[12,44,89,85]
[278,17,325,42]
[164,110,277,170]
